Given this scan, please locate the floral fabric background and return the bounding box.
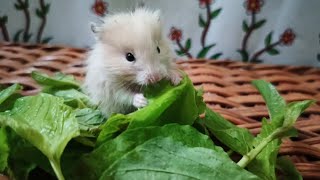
[0,0,320,67]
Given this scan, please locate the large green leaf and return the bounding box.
[75,124,259,180]
[0,93,80,179]
[252,80,286,126]
[204,107,254,155]
[75,108,106,137]
[50,89,92,108]
[101,137,259,180]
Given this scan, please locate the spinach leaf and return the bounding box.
[0,127,9,172]
[0,93,80,180]
[204,107,254,155]
[101,137,259,180]
[0,84,22,112]
[31,71,80,90]
[74,124,259,180]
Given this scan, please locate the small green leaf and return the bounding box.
[197,44,216,58]
[175,49,184,56]
[267,48,280,55]
[35,8,43,18]
[265,32,273,46]
[276,156,302,180]
[242,20,249,32]
[199,14,206,28]
[204,107,254,155]
[237,49,249,62]
[252,80,286,126]
[210,8,222,20]
[253,19,266,29]
[185,38,191,51]
[14,3,23,10]
[0,84,21,106]
[283,100,315,128]
[13,29,24,42]
[209,52,223,59]
[31,71,80,89]
[41,37,53,43]
[0,16,8,24]
[0,127,9,172]
[23,33,32,42]
[44,4,51,14]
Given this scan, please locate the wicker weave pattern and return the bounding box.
[1,43,320,179]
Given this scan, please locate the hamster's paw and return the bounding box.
[133,93,148,108]
[170,71,182,86]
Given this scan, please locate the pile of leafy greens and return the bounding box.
[0,71,313,180]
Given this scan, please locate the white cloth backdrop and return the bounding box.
[0,0,319,67]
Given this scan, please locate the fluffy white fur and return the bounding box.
[83,8,181,117]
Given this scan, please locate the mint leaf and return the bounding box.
[0,84,22,112]
[31,71,80,89]
[0,94,80,179]
[252,80,286,126]
[204,107,254,155]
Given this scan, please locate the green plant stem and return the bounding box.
[49,157,65,180]
[237,128,284,168]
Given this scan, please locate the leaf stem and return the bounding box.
[176,40,193,58]
[240,12,256,55]
[250,41,281,62]
[17,0,31,42]
[0,18,10,41]
[200,3,211,47]
[49,157,65,180]
[237,128,283,168]
[36,0,47,43]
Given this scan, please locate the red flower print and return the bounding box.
[280,29,296,46]
[169,27,182,41]
[244,0,264,14]
[199,0,213,8]
[92,0,108,17]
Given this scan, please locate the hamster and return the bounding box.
[83,8,182,117]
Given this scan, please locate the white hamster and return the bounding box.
[83,8,182,117]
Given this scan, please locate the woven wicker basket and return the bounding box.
[0,42,320,179]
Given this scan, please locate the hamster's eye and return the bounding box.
[126,53,136,62]
[157,46,160,54]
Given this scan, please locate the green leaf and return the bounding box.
[210,8,222,20]
[283,100,315,128]
[101,137,259,179]
[199,14,206,28]
[204,107,254,155]
[35,8,44,18]
[49,89,91,108]
[267,48,280,55]
[276,156,302,180]
[237,49,249,62]
[14,3,23,10]
[210,52,223,59]
[175,49,184,56]
[23,33,32,42]
[0,16,8,24]
[13,29,24,42]
[252,80,286,126]
[265,32,273,46]
[0,127,9,172]
[197,44,216,58]
[31,71,80,89]
[247,118,281,180]
[41,37,53,44]
[0,93,80,179]
[75,124,259,180]
[185,38,191,51]
[242,20,249,32]
[253,19,266,29]
[0,84,21,106]
[75,108,105,136]
[44,4,50,14]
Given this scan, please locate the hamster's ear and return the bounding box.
[90,22,102,40]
